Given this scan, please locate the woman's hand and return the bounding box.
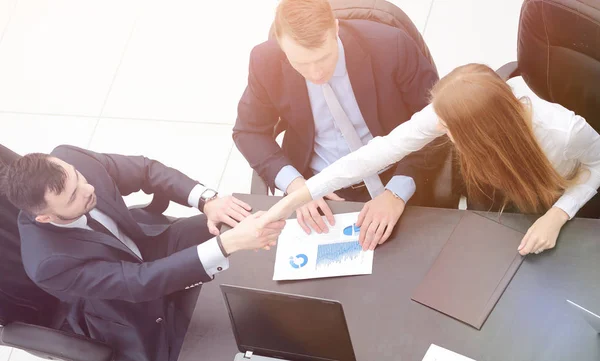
[259,185,313,227]
[518,207,569,255]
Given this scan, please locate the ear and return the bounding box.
[35,214,52,224]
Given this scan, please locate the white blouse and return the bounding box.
[305,86,600,219]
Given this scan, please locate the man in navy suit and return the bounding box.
[0,145,285,361]
[234,0,447,251]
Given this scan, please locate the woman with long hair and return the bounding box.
[261,63,600,255]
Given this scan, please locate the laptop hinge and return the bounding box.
[244,351,253,359]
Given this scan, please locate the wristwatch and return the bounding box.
[198,188,218,212]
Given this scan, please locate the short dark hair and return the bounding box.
[0,153,68,215]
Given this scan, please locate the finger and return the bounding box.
[357,204,369,228]
[225,207,247,223]
[232,197,253,211]
[324,192,345,201]
[308,204,327,233]
[371,220,387,249]
[520,236,538,255]
[364,221,381,251]
[264,220,286,230]
[359,214,372,246]
[518,231,531,252]
[229,203,252,219]
[318,198,336,227]
[296,209,311,234]
[220,215,238,229]
[252,211,265,218]
[380,224,394,244]
[301,207,320,234]
[207,220,220,236]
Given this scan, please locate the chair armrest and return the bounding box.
[496,61,520,81]
[250,170,269,195]
[0,322,114,361]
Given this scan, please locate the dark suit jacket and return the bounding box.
[234,19,443,194]
[18,145,210,361]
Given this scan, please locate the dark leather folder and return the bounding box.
[411,211,525,329]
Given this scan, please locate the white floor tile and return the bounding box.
[89,119,234,217]
[218,145,252,197]
[424,0,523,77]
[0,346,12,361]
[0,113,97,155]
[389,0,434,34]
[0,0,17,41]
[8,349,44,361]
[102,0,279,124]
[0,0,140,116]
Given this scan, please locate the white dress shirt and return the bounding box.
[51,184,229,277]
[274,37,416,202]
[306,86,600,219]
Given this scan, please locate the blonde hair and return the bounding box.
[274,0,336,49]
[431,63,574,214]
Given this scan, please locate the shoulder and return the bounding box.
[341,19,413,47]
[249,39,285,73]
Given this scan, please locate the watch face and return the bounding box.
[202,189,217,200]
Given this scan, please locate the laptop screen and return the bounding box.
[221,285,356,361]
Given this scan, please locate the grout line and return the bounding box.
[0,110,234,126]
[86,118,101,149]
[97,9,140,119]
[0,0,19,47]
[422,0,436,36]
[216,143,235,190]
[7,347,13,361]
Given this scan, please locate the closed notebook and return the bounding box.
[411,211,525,330]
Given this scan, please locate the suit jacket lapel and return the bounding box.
[282,59,315,149]
[31,215,141,262]
[339,26,384,137]
[95,191,142,239]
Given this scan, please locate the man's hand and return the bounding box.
[203,196,252,236]
[285,176,345,235]
[357,190,405,251]
[295,193,345,234]
[220,211,286,254]
[518,207,568,255]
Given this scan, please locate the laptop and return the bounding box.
[221,285,357,361]
[567,299,600,333]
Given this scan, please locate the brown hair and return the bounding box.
[431,63,573,214]
[274,0,336,49]
[0,153,67,215]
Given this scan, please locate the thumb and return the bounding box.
[325,192,345,201]
[207,220,220,236]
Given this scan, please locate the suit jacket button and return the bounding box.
[156,318,163,324]
[217,267,223,272]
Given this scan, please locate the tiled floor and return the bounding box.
[0,0,524,359]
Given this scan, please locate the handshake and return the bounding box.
[215,186,313,256]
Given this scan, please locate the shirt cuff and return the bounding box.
[196,237,230,276]
[553,188,597,220]
[274,165,303,193]
[188,184,207,208]
[385,176,416,203]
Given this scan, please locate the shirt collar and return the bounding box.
[332,36,347,77]
[50,213,88,229]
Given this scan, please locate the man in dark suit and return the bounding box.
[233,0,446,251]
[0,145,285,361]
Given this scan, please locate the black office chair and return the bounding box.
[496,0,600,130]
[0,144,197,361]
[250,0,459,208]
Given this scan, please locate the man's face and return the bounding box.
[36,157,97,224]
[279,24,339,85]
